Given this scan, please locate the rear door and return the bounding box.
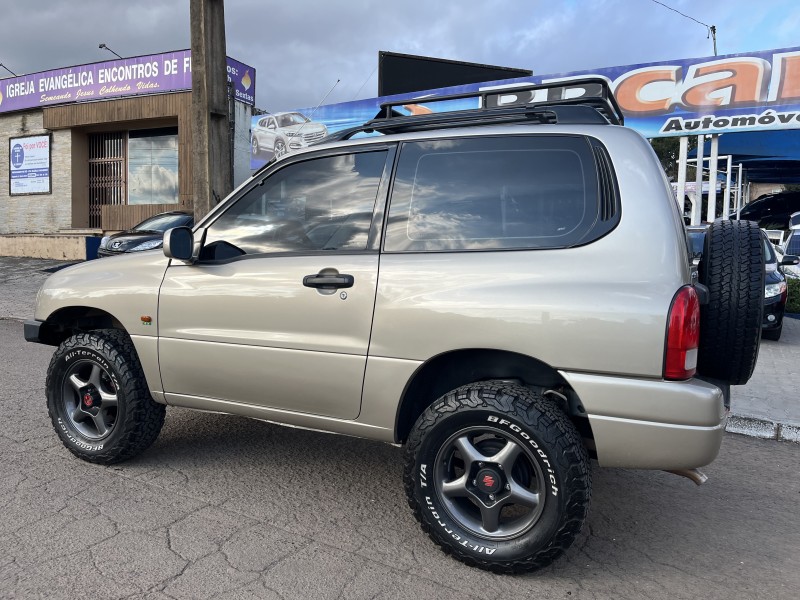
[158,146,393,419]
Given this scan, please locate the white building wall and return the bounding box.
[0,110,72,234]
[232,100,253,188]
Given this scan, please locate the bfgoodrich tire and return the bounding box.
[697,219,764,385]
[45,330,166,464]
[403,381,591,573]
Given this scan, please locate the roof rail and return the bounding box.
[323,77,624,143]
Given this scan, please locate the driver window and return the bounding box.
[202,150,388,259]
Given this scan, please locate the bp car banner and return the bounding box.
[9,134,51,195]
[251,45,800,170]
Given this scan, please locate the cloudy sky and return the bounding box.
[1,0,798,112]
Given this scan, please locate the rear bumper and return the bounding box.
[560,371,726,470]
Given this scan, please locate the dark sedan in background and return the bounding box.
[687,225,799,341]
[97,211,193,257]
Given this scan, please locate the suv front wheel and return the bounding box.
[403,381,591,573]
[45,330,166,464]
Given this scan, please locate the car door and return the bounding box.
[158,146,394,419]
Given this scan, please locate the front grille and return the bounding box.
[303,130,326,143]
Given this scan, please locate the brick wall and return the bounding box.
[0,110,72,234]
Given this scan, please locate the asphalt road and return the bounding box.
[1,318,799,599]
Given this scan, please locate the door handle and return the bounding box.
[303,273,354,290]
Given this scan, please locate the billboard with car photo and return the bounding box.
[251,45,800,170]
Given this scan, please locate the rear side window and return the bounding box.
[384,135,617,252]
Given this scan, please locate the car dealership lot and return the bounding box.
[1,257,799,598]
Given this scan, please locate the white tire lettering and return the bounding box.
[486,414,559,498]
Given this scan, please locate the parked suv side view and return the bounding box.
[25,80,764,573]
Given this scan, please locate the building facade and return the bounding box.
[0,50,255,258]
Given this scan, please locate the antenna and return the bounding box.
[308,79,341,119]
[292,79,341,139]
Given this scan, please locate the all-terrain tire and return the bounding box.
[697,219,764,385]
[403,381,591,574]
[45,329,166,464]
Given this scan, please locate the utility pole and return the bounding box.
[710,25,717,56]
[190,0,232,219]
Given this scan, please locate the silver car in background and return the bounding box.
[251,111,328,159]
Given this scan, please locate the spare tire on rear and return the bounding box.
[696,219,764,385]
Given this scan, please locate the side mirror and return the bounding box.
[780,254,800,267]
[163,227,194,262]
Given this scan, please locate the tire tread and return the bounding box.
[403,381,591,574]
[697,219,763,385]
[46,329,166,464]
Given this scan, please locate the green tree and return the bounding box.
[649,136,697,181]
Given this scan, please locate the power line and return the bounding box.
[646,0,717,55]
[351,53,385,102]
[648,0,710,28]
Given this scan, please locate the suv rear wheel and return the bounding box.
[403,381,591,573]
[45,330,166,464]
[697,219,764,385]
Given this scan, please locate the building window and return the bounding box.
[88,132,126,228]
[87,127,179,228]
[128,127,179,205]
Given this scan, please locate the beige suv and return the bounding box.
[25,80,764,573]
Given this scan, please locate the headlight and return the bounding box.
[765,282,786,299]
[99,235,110,249]
[130,239,163,252]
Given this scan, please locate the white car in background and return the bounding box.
[778,211,800,279]
[251,112,328,159]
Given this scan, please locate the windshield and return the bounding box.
[277,113,309,127]
[133,213,192,232]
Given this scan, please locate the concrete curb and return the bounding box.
[727,414,800,443]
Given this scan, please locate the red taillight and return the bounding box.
[664,286,700,380]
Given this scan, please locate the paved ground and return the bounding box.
[2,257,800,598]
[730,316,800,431]
[1,317,799,599]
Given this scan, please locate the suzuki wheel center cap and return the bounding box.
[82,389,100,410]
[476,468,502,494]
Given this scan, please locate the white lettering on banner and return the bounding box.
[6,80,35,98]
[39,71,94,93]
[98,62,159,84]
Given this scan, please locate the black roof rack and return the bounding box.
[323,77,624,143]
